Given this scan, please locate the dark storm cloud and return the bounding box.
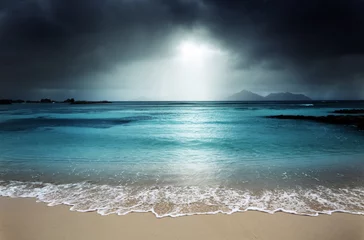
[206,0,364,61]
[1,0,364,99]
[0,0,203,97]
[202,0,364,98]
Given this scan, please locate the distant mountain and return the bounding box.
[226,90,264,101]
[264,92,312,101]
[227,90,312,101]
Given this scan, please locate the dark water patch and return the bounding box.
[332,109,364,114]
[166,102,197,105]
[234,107,260,111]
[266,115,364,131]
[8,110,36,115]
[148,112,175,116]
[3,107,127,116]
[70,101,112,104]
[0,116,153,131]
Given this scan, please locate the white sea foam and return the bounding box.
[299,104,314,107]
[0,181,363,218]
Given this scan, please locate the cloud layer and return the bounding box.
[1,0,364,99]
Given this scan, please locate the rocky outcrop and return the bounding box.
[0,99,25,104]
[12,99,25,103]
[40,98,53,103]
[64,98,75,103]
[1,98,111,104]
[266,115,364,130]
[0,99,12,104]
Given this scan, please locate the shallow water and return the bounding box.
[0,101,364,217]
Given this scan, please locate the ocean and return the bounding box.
[0,101,363,217]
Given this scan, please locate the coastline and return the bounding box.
[1,180,364,218]
[1,197,363,240]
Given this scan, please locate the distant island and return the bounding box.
[226,90,264,101]
[226,90,312,101]
[0,98,112,105]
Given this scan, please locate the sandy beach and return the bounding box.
[0,197,363,240]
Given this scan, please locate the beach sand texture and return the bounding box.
[1,197,363,240]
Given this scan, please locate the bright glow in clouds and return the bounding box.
[168,39,227,100]
[104,36,231,101]
[177,40,219,62]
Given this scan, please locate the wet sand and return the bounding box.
[0,197,363,240]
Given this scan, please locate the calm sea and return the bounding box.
[0,101,364,217]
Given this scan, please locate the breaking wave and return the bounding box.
[1,181,364,218]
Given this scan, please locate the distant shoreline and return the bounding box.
[2,99,364,104]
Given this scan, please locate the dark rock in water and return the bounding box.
[11,99,25,103]
[40,98,53,103]
[0,99,12,104]
[266,115,364,131]
[64,98,75,103]
[71,100,112,104]
[332,109,364,114]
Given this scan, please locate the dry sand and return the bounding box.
[0,197,363,240]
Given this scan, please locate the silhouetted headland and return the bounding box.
[266,114,364,130]
[41,98,53,103]
[0,99,12,104]
[0,98,112,104]
[63,98,75,103]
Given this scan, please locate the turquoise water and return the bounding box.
[0,102,364,217]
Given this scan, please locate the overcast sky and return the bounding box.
[1,0,364,100]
